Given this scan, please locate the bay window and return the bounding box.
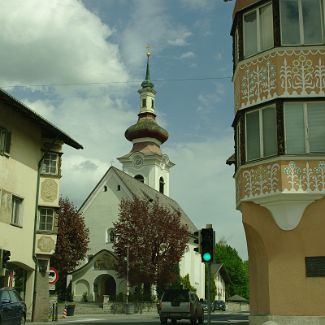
[41,152,59,175]
[280,0,324,45]
[39,208,54,231]
[284,102,325,154]
[243,3,274,58]
[246,106,277,161]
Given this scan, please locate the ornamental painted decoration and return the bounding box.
[37,236,55,253]
[41,179,58,202]
[234,48,325,111]
[236,160,325,203]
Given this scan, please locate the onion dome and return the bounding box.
[125,118,169,144]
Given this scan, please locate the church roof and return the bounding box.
[79,166,197,234]
[112,167,197,233]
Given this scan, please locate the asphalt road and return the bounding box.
[30,311,249,324]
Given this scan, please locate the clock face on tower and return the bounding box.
[133,155,144,168]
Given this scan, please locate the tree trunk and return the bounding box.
[143,282,152,302]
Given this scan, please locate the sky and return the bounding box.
[0,0,247,259]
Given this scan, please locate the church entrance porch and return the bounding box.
[94,274,116,303]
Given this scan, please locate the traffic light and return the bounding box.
[201,228,214,263]
[2,250,11,268]
[193,230,201,253]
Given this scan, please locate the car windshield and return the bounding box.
[162,290,188,302]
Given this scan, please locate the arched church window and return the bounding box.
[134,174,144,183]
[159,177,165,194]
[105,228,115,244]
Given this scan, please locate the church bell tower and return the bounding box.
[118,50,174,196]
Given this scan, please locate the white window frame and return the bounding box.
[41,152,59,175]
[11,196,23,226]
[38,208,54,231]
[284,102,325,154]
[245,105,277,162]
[243,2,273,58]
[280,0,325,45]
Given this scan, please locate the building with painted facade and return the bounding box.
[71,52,205,303]
[229,0,325,324]
[0,88,82,321]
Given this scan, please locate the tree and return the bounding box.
[113,196,189,300]
[51,197,89,300]
[215,240,248,299]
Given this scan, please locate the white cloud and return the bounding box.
[197,83,225,113]
[120,0,192,69]
[180,0,216,10]
[0,0,129,86]
[180,51,196,60]
[166,133,247,259]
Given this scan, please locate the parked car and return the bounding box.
[199,299,214,312]
[214,300,226,311]
[158,289,204,324]
[0,287,26,325]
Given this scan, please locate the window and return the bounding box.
[152,99,155,109]
[284,102,325,153]
[243,3,274,58]
[280,0,324,45]
[134,174,144,183]
[159,177,165,194]
[11,196,23,226]
[106,228,115,244]
[246,106,277,161]
[142,98,146,107]
[0,127,11,155]
[39,208,54,231]
[236,123,241,166]
[41,152,59,175]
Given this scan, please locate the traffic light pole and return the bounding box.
[207,262,211,325]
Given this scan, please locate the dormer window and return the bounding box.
[134,174,144,183]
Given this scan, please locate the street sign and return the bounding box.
[49,267,59,285]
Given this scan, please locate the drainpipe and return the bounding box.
[31,152,45,322]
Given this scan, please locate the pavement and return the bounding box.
[28,312,159,324]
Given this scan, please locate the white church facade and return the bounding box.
[70,52,205,302]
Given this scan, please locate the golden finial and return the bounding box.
[145,44,151,58]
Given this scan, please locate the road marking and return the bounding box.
[66,318,102,322]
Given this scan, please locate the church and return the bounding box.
[70,52,205,303]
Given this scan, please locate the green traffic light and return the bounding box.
[202,252,212,262]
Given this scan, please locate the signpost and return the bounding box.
[49,267,59,291]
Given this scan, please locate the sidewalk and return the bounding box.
[28,311,159,325]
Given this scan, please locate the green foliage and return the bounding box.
[215,241,249,299]
[180,274,196,292]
